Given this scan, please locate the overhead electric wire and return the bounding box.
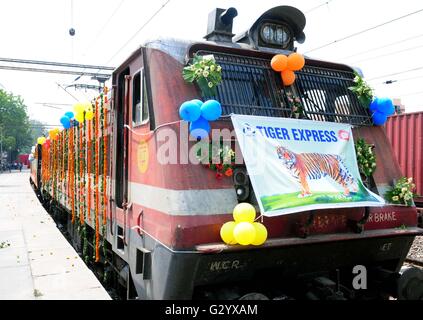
[305,0,333,14]
[380,74,423,85]
[367,66,423,81]
[395,90,423,98]
[0,65,111,77]
[0,57,114,70]
[341,33,423,60]
[305,8,423,54]
[74,0,126,82]
[104,0,172,65]
[352,43,423,64]
[82,0,126,56]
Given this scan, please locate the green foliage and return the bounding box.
[348,73,374,108]
[29,119,47,150]
[286,91,304,118]
[355,138,376,177]
[182,54,222,97]
[261,188,376,211]
[385,177,415,206]
[0,89,33,159]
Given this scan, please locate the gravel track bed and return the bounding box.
[407,236,423,262]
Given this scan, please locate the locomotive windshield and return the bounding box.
[195,49,372,126]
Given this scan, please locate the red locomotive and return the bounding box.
[30,6,423,300]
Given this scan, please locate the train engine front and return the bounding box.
[109,5,423,300]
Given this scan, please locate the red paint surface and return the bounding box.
[386,112,423,197]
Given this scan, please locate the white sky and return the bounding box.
[1,0,423,127]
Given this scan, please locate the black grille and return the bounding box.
[195,50,372,126]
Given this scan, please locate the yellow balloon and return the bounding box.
[75,111,84,123]
[233,222,256,245]
[84,102,93,112]
[73,102,85,114]
[251,222,268,246]
[85,110,94,120]
[220,221,237,245]
[233,203,256,223]
[37,137,46,145]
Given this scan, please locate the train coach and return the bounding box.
[30,6,423,300]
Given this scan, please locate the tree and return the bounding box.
[29,119,47,149]
[0,89,33,161]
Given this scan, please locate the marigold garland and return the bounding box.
[79,120,85,225]
[94,101,100,262]
[37,89,111,265]
[87,120,92,221]
[103,105,108,226]
[69,127,75,224]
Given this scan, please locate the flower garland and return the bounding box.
[197,142,235,179]
[75,125,80,224]
[355,138,376,177]
[348,73,374,108]
[385,177,416,206]
[103,90,108,227]
[79,119,84,226]
[286,91,304,118]
[69,127,75,224]
[182,54,222,97]
[94,99,100,262]
[87,119,92,221]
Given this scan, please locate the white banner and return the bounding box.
[231,114,385,216]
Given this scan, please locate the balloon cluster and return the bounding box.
[369,97,395,126]
[58,102,93,130]
[179,99,222,139]
[271,53,305,86]
[220,203,268,246]
[36,135,51,149]
[74,102,94,123]
[48,128,60,140]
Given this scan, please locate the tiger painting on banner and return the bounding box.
[276,145,359,198]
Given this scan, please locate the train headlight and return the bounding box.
[233,168,250,201]
[259,23,291,47]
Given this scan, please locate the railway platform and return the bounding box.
[0,170,111,300]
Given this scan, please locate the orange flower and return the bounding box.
[224,168,233,177]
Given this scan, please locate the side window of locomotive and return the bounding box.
[132,69,149,127]
[142,72,149,123]
[132,72,142,126]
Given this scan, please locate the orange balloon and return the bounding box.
[281,70,296,86]
[271,54,288,72]
[287,53,305,71]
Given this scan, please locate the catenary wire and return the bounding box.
[305,8,423,54]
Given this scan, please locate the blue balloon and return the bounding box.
[189,116,210,139]
[372,111,387,126]
[65,111,74,119]
[73,120,79,127]
[376,97,395,116]
[60,116,71,129]
[200,99,222,121]
[369,99,378,113]
[179,101,201,122]
[191,99,203,107]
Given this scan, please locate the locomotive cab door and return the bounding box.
[113,67,131,257]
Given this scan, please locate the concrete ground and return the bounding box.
[0,170,111,300]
